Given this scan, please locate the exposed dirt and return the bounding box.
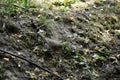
[0,1,120,80]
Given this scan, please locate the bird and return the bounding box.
[37,29,63,51]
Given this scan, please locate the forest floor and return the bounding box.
[0,0,120,80]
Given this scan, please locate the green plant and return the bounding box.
[93,54,106,61]
[53,0,76,6]
[4,0,16,14]
[22,0,30,8]
[63,42,71,52]
[2,0,30,15]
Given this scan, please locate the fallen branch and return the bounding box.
[0,49,64,80]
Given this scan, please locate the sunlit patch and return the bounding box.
[3,58,9,61]
[101,30,115,44]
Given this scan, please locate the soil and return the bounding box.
[0,1,120,80]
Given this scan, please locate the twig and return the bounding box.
[0,49,64,80]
